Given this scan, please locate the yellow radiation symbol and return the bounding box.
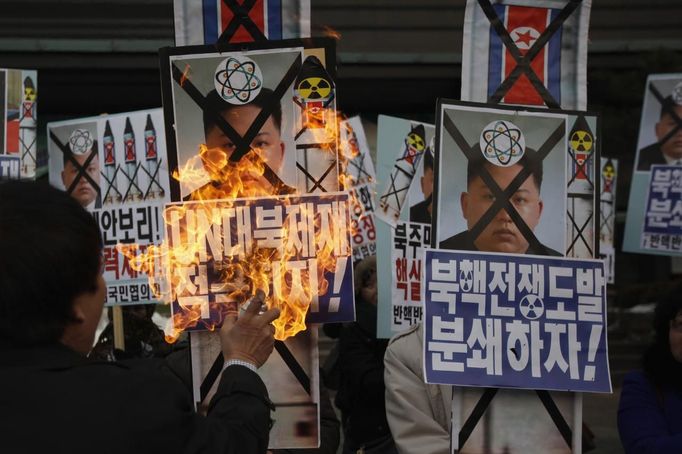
[297,77,331,100]
[570,130,593,153]
[602,163,615,180]
[24,87,36,102]
[407,132,425,151]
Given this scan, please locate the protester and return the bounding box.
[90,305,173,361]
[384,323,452,454]
[335,256,398,454]
[618,283,682,452]
[0,180,279,454]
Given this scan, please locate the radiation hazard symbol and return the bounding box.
[407,131,426,152]
[570,130,593,153]
[602,162,615,181]
[297,77,332,100]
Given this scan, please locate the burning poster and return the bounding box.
[339,116,378,264]
[599,158,617,283]
[160,38,339,201]
[191,327,320,449]
[624,74,682,257]
[461,0,591,110]
[174,0,310,46]
[375,115,436,339]
[1,69,43,179]
[164,194,354,338]
[48,109,171,305]
[158,39,348,448]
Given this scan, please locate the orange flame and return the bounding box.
[179,64,191,87]
[118,106,354,342]
[321,25,342,41]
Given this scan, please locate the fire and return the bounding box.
[179,64,191,87]
[321,25,342,41]
[118,108,355,342]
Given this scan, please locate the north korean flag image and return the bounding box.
[487,5,562,106]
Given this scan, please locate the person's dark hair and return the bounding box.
[354,256,377,297]
[642,281,682,390]
[0,181,103,346]
[466,148,543,191]
[203,87,282,137]
[659,95,679,120]
[62,143,98,166]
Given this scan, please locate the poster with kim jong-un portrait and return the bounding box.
[433,100,570,257]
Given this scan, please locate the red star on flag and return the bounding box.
[515,30,535,48]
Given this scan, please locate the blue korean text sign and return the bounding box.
[424,249,611,393]
[641,165,682,252]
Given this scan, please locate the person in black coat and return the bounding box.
[0,180,280,454]
[335,256,398,454]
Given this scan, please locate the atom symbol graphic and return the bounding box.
[479,120,525,167]
[68,128,94,155]
[214,56,263,105]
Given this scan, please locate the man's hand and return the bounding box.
[220,290,280,368]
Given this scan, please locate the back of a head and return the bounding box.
[0,181,103,346]
[642,281,682,388]
[354,255,377,296]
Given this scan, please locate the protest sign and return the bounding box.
[375,115,436,339]
[624,74,682,256]
[0,69,44,179]
[174,0,310,46]
[424,249,611,393]
[48,109,171,305]
[461,0,591,110]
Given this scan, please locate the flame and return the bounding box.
[118,106,354,342]
[321,25,342,41]
[179,64,191,87]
